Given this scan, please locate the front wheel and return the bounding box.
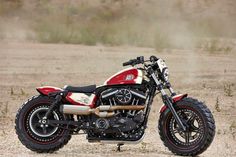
[158,97,215,156]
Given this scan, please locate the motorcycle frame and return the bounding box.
[43,64,187,137]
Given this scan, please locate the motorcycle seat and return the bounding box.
[64,85,96,93]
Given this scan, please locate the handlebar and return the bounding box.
[122,56,158,67]
[123,56,144,66]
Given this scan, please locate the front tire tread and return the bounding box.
[158,97,215,156]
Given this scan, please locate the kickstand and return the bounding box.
[117,144,124,152]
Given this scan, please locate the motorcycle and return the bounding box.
[15,56,215,156]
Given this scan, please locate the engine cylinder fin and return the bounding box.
[113,98,116,105]
[130,90,146,99]
[132,99,139,115]
[128,98,136,116]
[100,87,147,117]
[101,89,118,99]
[109,99,113,106]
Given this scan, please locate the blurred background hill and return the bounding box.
[0,0,236,51]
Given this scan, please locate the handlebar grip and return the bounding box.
[123,59,138,66]
[123,60,133,66]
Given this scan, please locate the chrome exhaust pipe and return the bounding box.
[98,105,145,111]
[61,105,144,117]
[61,105,91,115]
[61,105,115,117]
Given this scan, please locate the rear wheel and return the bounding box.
[158,97,215,156]
[15,95,72,153]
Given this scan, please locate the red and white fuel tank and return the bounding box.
[104,67,143,85]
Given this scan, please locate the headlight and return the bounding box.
[162,68,169,81]
[157,58,169,81]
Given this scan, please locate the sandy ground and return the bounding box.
[0,42,235,157]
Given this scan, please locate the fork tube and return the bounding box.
[150,73,186,131]
[162,95,186,131]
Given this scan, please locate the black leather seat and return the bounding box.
[64,85,96,93]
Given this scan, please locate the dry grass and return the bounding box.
[215,96,221,112]
[1,0,236,52]
[230,121,236,139]
[198,39,233,53]
[224,82,234,97]
[30,4,158,46]
[0,102,9,118]
[140,141,147,151]
[20,88,26,95]
[10,87,14,95]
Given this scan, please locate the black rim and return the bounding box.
[29,107,59,137]
[167,108,204,147]
[25,104,64,143]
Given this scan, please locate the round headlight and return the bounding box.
[157,58,169,81]
[162,68,169,81]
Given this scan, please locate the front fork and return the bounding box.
[150,73,187,131]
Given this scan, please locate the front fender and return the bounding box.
[36,86,62,96]
[159,94,188,113]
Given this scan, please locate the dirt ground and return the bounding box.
[0,42,235,157]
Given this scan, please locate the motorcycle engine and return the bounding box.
[101,87,146,107]
[92,87,146,134]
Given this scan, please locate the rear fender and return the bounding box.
[159,94,188,113]
[36,86,62,96]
